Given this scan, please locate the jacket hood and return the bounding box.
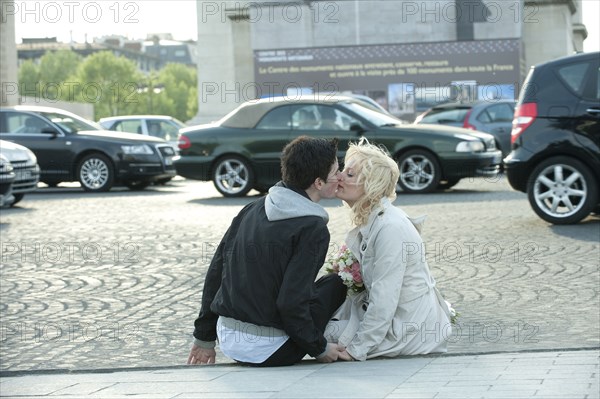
[265,185,329,223]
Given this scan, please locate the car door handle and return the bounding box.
[586,108,600,115]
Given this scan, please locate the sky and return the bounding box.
[10,0,600,52]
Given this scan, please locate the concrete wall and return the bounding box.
[0,0,19,106]
[193,0,255,124]
[522,1,576,69]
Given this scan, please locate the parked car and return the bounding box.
[505,51,600,224]
[0,140,40,206]
[98,115,185,152]
[414,100,516,157]
[0,106,177,192]
[0,154,15,207]
[175,95,501,197]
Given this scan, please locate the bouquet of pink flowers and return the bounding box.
[324,244,364,294]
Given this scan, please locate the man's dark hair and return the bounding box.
[281,136,338,189]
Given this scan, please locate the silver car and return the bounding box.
[98,115,185,154]
[0,140,40,206]
[414,100,516,157]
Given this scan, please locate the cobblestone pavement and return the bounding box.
[0,176,598,372]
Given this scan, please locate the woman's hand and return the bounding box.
[336,344,355,361]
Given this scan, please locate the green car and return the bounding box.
[175,95,502,197]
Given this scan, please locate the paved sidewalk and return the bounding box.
[0,349,598,399]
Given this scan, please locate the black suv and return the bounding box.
[505,51,600,224]
[0,106,177,192]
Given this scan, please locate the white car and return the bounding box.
[98,115,185,153]
[0,140,40,206]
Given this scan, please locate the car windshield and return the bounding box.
[420,108,470,124]
[340,102,404,127]
[40,112,101,133]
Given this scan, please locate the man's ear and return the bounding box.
[313,177,324,191]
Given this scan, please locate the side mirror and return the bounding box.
[41,127,59,136]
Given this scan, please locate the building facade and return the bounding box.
[193,0,588,123]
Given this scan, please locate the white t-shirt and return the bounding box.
[216,317,289,363]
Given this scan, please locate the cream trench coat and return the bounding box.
[326,198,451,361]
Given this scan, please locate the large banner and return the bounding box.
[254,39,521,119]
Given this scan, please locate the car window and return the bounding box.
[114,120,143,134]
[2,112,54,134]
[557,62,590,95]
[256,106,291,130]
[292,106,320,130]
[147,120,178,141]
[340,101,402,126]
[315,105,358,131]
[420,108,469,124]
[39,111,99,133]
[480,103,514,123]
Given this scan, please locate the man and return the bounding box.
[188,136,347,367]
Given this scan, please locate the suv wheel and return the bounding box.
[527,156,598,224]
[212,156,254,197]
[77,153,114,192]
[396,150,441,193]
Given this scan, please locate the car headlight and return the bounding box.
[456,141,484,152]
[121,145,154,155]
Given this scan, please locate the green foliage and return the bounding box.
[156,63,198,122]
[17,60,40,97]
[39,50,81,86]
[71,52,143,118]
[17,49,199,122]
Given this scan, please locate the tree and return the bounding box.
[39,50,81,87]
[17,60,40,98]
[157,63,198,122]
[72,51,143,119]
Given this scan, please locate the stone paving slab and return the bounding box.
[0,177,599,373]
[0,350,598,399]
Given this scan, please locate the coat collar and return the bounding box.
[345,197,392,258]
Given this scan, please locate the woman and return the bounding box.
[329,140,451,361]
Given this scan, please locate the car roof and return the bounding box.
[98,115,176,122]
[430,99,516,110]
[536,51,599,68]
[0,105,91,120]
[220,95,360,128]
[2,105,79,113]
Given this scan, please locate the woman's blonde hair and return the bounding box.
[345,139,400,226]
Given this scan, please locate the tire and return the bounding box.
[212,155,254,197]
[77,153,114,192]
[155,177,173,185]
[438,178,460,190]
[526,156,598,224]
[9,193,24,206]
[125,181,151,191]
[396,149,441,193]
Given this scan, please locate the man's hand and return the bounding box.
[187,343,216,365]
